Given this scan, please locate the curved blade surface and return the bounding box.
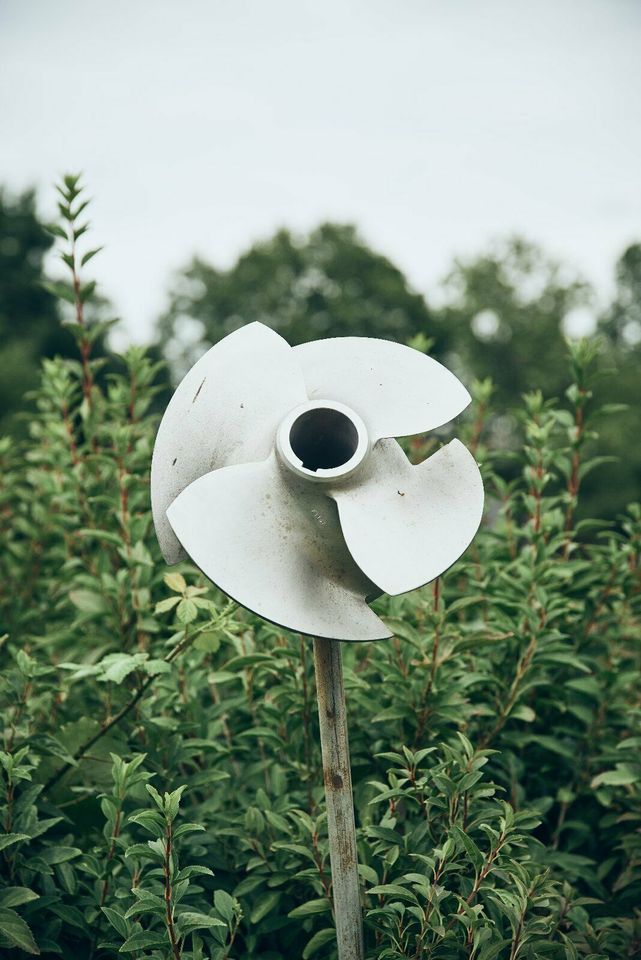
[166,453,391,642]
[151,322,307,564]
[294,336,471,442]
[331,439,484,596]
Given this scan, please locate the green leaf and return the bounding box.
[40,845,82,865]
[101,906,130,939]
[176,599,198,623]
[165,785,186,821]
[41,280,76,304]
[124,893,165,919]
[251,891,282,923]
[264,810,290,832]
[145,784,164,809]
[99,653,148,685]
[175,864,215,881]
[566,676,601,698]
[0,907,39,954]
[143,659,171,676]
[289,898,332,918]
[63,172,81,191]
[366,884,418,903]
[0,888,38,909]
[597,402,628,416]
[173,822,205,839]
[76,528,124,546]
[591,768,639,788]
[451,826,485,871]
[194,630,221,653]
[123,842,163,862]
[447,595,486,613]
[164,572,187,593]
[213,889,236,924]
[303,928,337,957]
[0,833,29,852]
[154,596,181,614]
[81,246,103,266]
[358,863,379,885]
[510,704,536,722]
[119,931,168,951]
[128,810,164,835]
[69,589,106,614]
[176,912,226,935]
[70,197,90,217]
[44,222,68,239]
[271,841,316,863]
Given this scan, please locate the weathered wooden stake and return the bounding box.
[313,637,364,960]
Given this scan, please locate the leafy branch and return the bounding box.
[42,611,227,794]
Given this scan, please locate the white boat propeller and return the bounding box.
[151,322,484,641]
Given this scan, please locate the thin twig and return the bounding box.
[163,819,182,960]
[42,629,196,793]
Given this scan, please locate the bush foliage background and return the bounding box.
[1,178,640,958]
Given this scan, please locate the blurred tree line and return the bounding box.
[2,186,639,518]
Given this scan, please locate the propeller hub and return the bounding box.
[276,400,370,483]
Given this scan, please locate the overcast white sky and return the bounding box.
[2,0,640,344]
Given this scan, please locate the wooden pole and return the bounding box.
[313,637,364,960]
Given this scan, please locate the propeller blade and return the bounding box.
[331,439,483,596]
[151,322,307,564]
[166,453,392,642]
[294,336,471,442]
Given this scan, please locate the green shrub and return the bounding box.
[0,177,639,959]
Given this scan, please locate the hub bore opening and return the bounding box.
[289,407,359,472]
